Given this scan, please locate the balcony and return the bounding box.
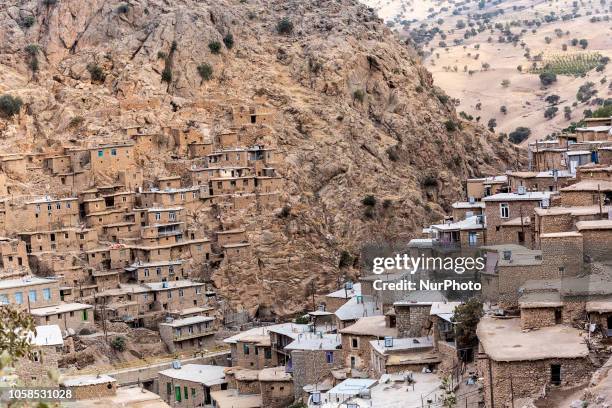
[174,325,215,341]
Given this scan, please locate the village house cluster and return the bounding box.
[2,104,612,407]
[413,115,612,407]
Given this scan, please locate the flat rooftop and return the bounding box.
[477,317,588,362]
[158,364,226,386]
[339,315,396,337]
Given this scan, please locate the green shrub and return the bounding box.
[42,0,57,5]
[353,89,365,103]
[508,127,531,144]
[294,315,309,324]
[111,336,126,352]
[20,16,35,28]
[362,195,377,207]
[544,106,559,119]
[223,33,234,49]
[539,71,557,86]
[157,51,167,59]
[386,146,399,162]
[421,175,438,188]
[161,67,172,83]
[197,64,213,81]
[69,116,84,128]
[0,95,23,118]
[278,205,291,218]
[276,18,294,35]
[338,251,353,268]
[444,120,457,131]
[87,63,106,83]
[208,41,222,54]
[576,82,596,102]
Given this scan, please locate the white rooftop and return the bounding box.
[370,336,433,355]
[30,325,63,347]
[0,276,57,290]
[326,283,361,299]
[61,374,116,387]
[285,333,341,351]
[158,364,226,386]
[159,316,214,327]
[483,191,554,202]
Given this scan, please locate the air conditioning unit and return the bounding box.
[345,281,353,290]
[541,198,550,208]
[468,196,475,204]
[503,250,512,261]
[465,211,474,218]
[171,360,181,369]
[384,336,394,347]
[517,185,526,195]
[311,391,321,405]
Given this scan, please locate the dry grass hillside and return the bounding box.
[0,0,519,316]
[363,0,612,142]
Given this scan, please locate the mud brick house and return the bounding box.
[477,317,591,408]
[0,276,60,310]
[466,175,507,201]
[576,220,612,261]
[158,364,226,407]
[125,259,188,283]
[333,294,382,330]
[258,366,294,408]
[339,315,397,373]
[0,237,29,272]
[430,215,485,248]
[15,325,63,386]
[285,333,342,399]
[232,105,274,126]
[559,180,612,206]
[506,170,574,193]
[369,336,438,376]
[60,375,118,401]
[451,200,485,221]
[268,323,311,367]
[159,315,216,353]
[30,302,94,332]
[483,191,554,245]
[577,164,612,182]
[188,141,214,159]
[89,143,135,173]
[140,188,202,212]
[19,227,98,254]
[534,205,611,236]
[5,196,80,234]
[323,283,361,313]
[145,280,206,311]
[224,326,276,369]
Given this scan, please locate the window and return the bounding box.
[243,344,249,355]
[264,347,272,359]
[169,212,176,221]
[179,289,184,297]
[155,212,161,221]
[167,291,172,299]
[144,269,149,277]
[195,286,201,294]
[47,203,52,211]
[15,292,23,304]
[551,364,561,385]
[184,386,188,400]
[66,202,71,209]
[326,351,334,364]
[111,149,117,156]
[351,338,358,348]
[82,309,88,321]
[174,386,181,402]
[191,388,195,398]
[56,203,61,210]
[42,288,51,301]
[98,150,104,157]
[157,267,162,275]
[29,290,37,303]
[500,203,509,219]
[0,294,8,305]
[166,383,172,399]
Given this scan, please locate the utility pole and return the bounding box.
[598,184,603,219]
[311,281,316,311]
[102,296,108,344]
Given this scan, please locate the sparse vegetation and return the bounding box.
[544,106,559,119]
[339,251,353,268]
[87,63,106,83]
[544,94,560,105]
[532,53,602,77]
[161,67,172,83]
[197,63,213,81]
[116,3,129,13]
[362,195,377,207]
[223,33,234,49]
[0,94,23,118]
[444,120,457,131]
[353,89,365,103]
[501,79,510,88]
[69,116,84,128]
[20,15,35,28]
[110,336,127,352]
[576,82,597,102]
[509,127,531,144]
[487,118,497,130]
[208,41,222,54]
[539,71,557,86]
[276,18,294,35]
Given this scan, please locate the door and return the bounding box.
[350,356,356,369]
[468,232,478,247]
[551,364,561,385]
[517,231,525,244]
[607,316,612,337]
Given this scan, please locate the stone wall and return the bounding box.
[478,355,592,408]
[396,304,431,337]
[69,382,116,400]
[260,380,294,408]
[341,333,375,372]
[437,341,459,376]
[580,229,612,262]
[291,349,343,398]
[520,307,557,330]
[560,191,601,207]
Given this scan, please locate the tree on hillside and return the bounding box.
[545,94,560,105]
[509,127,531,144]
[539,71,557,86]
[452,298,483,352]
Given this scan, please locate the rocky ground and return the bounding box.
[0,0,521,316]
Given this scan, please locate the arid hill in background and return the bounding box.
[0,0,520,316]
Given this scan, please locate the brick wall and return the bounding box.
[396,304,431,337]
[291,349,343,398]
[580,229,612,261]
[69,382,117,400]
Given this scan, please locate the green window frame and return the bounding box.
[174,385,181,402]
[184,386,188,400]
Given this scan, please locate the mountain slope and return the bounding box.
[0,0,522,316]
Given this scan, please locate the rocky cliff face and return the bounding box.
[0,0,521,316]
